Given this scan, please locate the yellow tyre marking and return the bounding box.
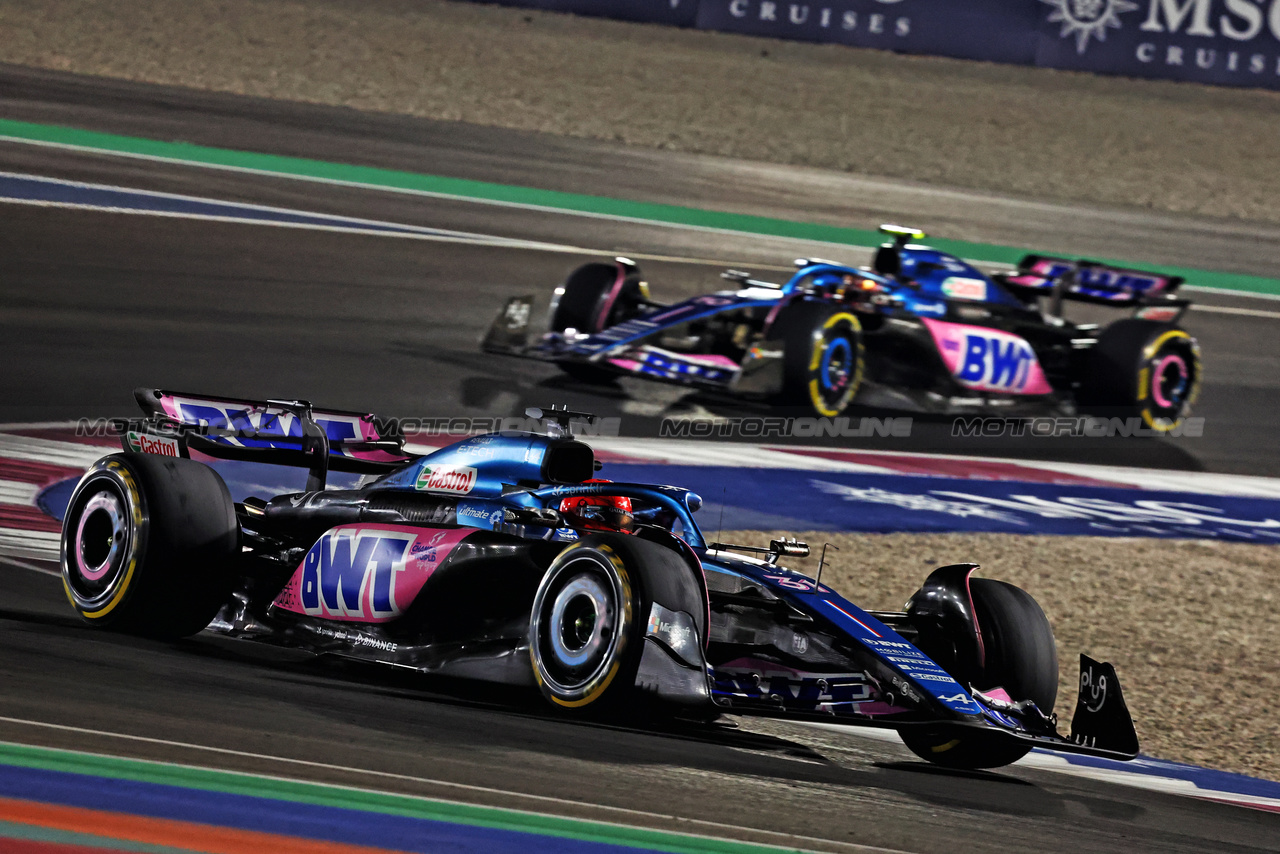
[1143,329,1191,361]
[551,660,622,708]
[535,544,633,709]
[1141,407,1178,433]
[931,739,962,754]
[807,313,864,417]
[1139,329,1200,433]
[79,462,142,620]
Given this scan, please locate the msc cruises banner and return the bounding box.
[464,1,1280,91]
[694,0,1042,64]
[1034,0,1280,90]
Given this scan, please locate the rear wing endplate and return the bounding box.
[126,388,410,491]
[1003,255,1187,311]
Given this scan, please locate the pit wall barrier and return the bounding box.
[465,0,1280,91]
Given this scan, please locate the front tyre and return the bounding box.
[529,533,708,712]
[900,578,1058,769]
[61,454,239,639]
[1078,319,1201,433]
[549,261,645,384]
[772,301,865,417]
[530,539,639,708]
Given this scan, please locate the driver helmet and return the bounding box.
[559,479,634,533]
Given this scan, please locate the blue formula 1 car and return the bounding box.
[59,389,1139,769]
[484,225,1201,432]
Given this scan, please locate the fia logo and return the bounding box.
[1042,0,1140,53]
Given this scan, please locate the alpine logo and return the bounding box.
[1043,0,1140,54]
[415,464,477,495]
[299,529,415,619]
[126,431,180,457]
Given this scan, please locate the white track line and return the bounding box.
[0,434,111,469]
[0,529,60,562]
[0,555,60,577]
[0,481,39,505]
[791,720,1280,812]
[1190,303,1280,319]
[0,720,909,854]
[0,133,901,257]
[4,154,1276,305]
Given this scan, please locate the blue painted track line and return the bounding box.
[0,763,672,854]
[0,171,584,251]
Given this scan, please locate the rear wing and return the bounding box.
[1002,255,1189,317]
[126,388,411,490]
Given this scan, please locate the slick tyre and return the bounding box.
[60,454,239,639]
[529,533,705,712]
[1078,319,1201,433]
[772,301,865,417]
[550,262,645,383]
[900,579,1058,769]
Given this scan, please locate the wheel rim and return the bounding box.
[534,554,623,696]
[1151,353,1189,410]
[807,314,862,416]
[820,336,854,394]
[1142,332,1200,428]
[65,478,134,607]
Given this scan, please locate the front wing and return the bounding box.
[712,567,1139,761]
[482,295,783,394]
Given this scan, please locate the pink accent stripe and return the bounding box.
[0,458,83,486]
[1193,796,1280,814]
[828,602,881,637]
[595,263,627,332]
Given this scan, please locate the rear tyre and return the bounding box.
[549,262,645,383]
[900,579,1058,769]
[1077,319,1201,433]
[771,301,864,417]
[529,533,706,712]
[60,454,239,639]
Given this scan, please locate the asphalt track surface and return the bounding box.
[4,558,1278,854]
[0,65,1278,475]
[0,67,1279,852]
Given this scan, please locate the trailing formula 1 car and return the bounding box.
[61,389,1140,769]
[483,225,1201,432]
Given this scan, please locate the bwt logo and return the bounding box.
[1041,262,1161,292]
[958,335,1037,392]
[172,400,361,444]
[299,529,415,619]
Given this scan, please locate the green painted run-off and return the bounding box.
[0,117,1276,297]
[0,740,807,854]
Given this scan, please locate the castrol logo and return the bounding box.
[414,464,477,495]
[126,431,180,457]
